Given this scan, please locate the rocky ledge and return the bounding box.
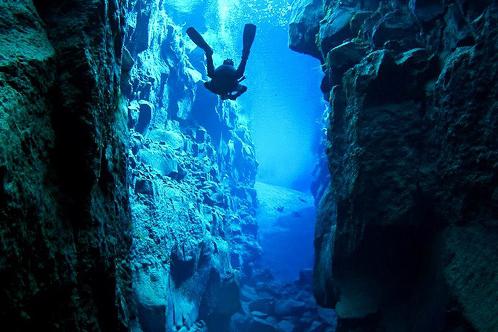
[290,1,498,331]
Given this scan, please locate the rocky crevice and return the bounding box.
[290,1,497,331]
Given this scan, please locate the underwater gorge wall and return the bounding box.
[123,1,259,331]
[290,0,497,331]
[0,1,131,330]
[0,1,259,331]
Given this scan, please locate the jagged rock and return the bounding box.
[327,40,369,72]
[249,317,279,332]
[288,0,325,59]
[148,129,184,150]
[248,298,275,314]
[277,320,295,332]
[290,1,498,332]
[170,245,196,285]
[324,40,369,86]
[371,10,420,50]
[0,0,132,329]
[251,311,269,319]
[136,302,167,332]
[319,7,355,57]
[199,269,242,331]
[410,0,445,22]
[441,4,475,52]
[349,10,373,35]
[122,46,135,72]
[136,100,153,133]
[274,299,308,317]
[307,321,329,332]
[132,2,151,54]
[138,149,178,177]
[135,179,153,196]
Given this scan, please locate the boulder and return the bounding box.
[199,269,242,331]
[135,178,153,196]
[251,311,269,319]
[371,11,420,50]
[122,46,135,72]
[249,317,279,332]
[138,149,178,177]
[248,298,275,315]
[136,100,153,133]
[277,320,295,332]
[170,245,196,285]
[274,299,308,317]
[325,40,369,85]
[148,129,184,150]
[319,7,355,56]
[409,0,445,22]
[288,0,325,59]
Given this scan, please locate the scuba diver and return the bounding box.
[186,24,256,100]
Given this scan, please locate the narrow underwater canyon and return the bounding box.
[0,1,497,332]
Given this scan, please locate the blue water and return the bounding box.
[177,0,325,281]
[236,21,323,281]
[175,0,325,191]
[165,0,325,284]
[239,23,324,192]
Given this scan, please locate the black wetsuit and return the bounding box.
[186,24,255,100]
[204,53,248,100]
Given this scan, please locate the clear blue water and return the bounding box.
[174,0,325,191]
[175,0,325,282]
[239,23,324,192]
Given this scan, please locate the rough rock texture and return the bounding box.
[290,1,498,331]
[0,1,132,330]
[123,1,259,331]
[233,269,336,332]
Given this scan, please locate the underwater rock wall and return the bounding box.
[290,1,498,331]
[0,1,132,330]
[123,1,259,331]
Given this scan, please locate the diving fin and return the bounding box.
[186,27,213,55]
[242,24,256,55]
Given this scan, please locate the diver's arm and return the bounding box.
[235,51,249,79]
[206,53,215,78]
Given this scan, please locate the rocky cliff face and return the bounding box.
[290,1,498,331]
[0,1,132,330]
[123,1,259,331]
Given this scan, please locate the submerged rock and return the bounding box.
[290,1,498,331]
[136,100,154,134]
[124,2,260,331]
[288,0,325,59]
[0,0,132,329]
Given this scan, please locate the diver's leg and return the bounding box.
[204,81,216,94]
[228,85,247,100]
[206,53,215,78]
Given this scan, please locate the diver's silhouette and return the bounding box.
[187,24,256,100]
